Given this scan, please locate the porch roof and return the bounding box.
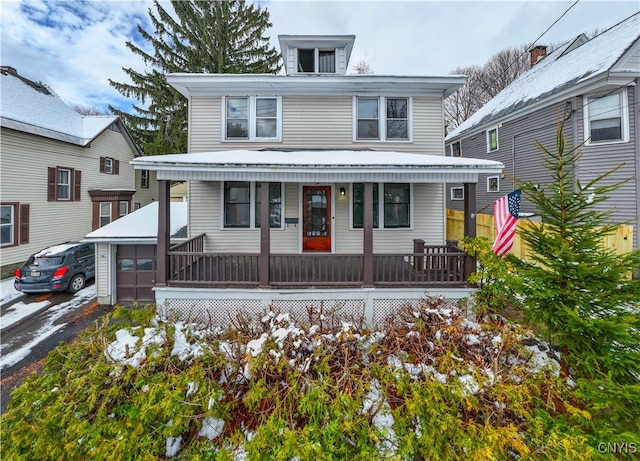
[131,149,504,183]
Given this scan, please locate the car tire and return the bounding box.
[67,274,85,293]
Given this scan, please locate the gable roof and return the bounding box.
[0,66,141,155]
[446,12,640,142]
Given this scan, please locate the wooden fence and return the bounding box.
[446,209,633,259]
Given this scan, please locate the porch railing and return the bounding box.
[167,240,471,288]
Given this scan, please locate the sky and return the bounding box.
[1,0,638,113]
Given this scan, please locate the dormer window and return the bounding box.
[297,48,336,73]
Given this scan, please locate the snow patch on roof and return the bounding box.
[447,12,640,141]
[84,202,188,241]
[1,69,118,144]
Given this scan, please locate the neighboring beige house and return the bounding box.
[0,66,144,274]
[170,181,188,202]
[97,35,503,321]
[133,169,159,209]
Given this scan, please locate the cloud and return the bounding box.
[1,0,638,112]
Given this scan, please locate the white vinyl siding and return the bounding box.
[188,96,444,155]
[0,127,137,267]
[189,181,444,255]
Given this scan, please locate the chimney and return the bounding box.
[529,46,548,67]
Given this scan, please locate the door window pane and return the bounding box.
[306,189,328,237]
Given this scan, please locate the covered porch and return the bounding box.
[131,149,503,315]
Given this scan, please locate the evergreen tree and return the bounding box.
[513,118,640,431]
[109,0,281,155]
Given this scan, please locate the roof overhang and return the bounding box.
[131,150,504,184]
[166,74,467,99]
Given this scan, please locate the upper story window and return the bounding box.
[352,183,411,229]
[100,157,119,175]
[450,142,461,157]
[223,181,283,229]
[584,89,628,144]
[487,127,499,152]
[57,169,71,200]
[355,97,411,141]
[141,170,149,188]
[298,48,336,73]
[225,96,281,141]
[47,166,81,202]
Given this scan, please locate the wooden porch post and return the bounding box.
[463,183,477,238]
[463,182,477,282]
[156,180,170,287]
[259,182,270,288]
[363,182,374,286]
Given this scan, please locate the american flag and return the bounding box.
[492,189,522,257]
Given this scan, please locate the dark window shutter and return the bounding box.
[19,204,29,244]
[47,167,56,201]
[114,159,120,175]
[99,157,105,173]
[92,202,100,230]
[74,170,82,201]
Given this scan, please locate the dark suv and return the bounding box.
[14,242,95,294]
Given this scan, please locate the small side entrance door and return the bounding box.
[302,185,331,252]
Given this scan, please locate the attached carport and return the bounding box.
[83,202,188,306]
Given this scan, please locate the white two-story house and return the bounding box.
[93,35,503,323]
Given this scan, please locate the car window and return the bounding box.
[75,246,93,259]
[33,256,64,267]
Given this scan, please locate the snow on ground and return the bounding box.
[0,278,24,306]
[0,284,95,370]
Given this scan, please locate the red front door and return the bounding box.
[303,186,331,252]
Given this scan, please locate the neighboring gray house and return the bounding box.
[123,34,503,322]
[0,66,146,274]
[445,12,640,249]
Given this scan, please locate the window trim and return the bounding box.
[583,88,629,145]
[451,187,464,201]
[0,204,15,247]
[221,181,284,230]
[487,176,500,193]
[353,96,413,142]
[350,183,413,230]
[486,126,499,152]
[104,158,113,174]
[222,96,282,142]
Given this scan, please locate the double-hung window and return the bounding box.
[352,183,411,229]
[585,90,628,144]
[1,205,14,246]
[119,201,129,218]
[225,96,280,141]
[355,97,410,141]
[100,202,112,227]
[487,127,498,152]
[57,169,71,200]
[141,170,149,188]
[223,182,282,229]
